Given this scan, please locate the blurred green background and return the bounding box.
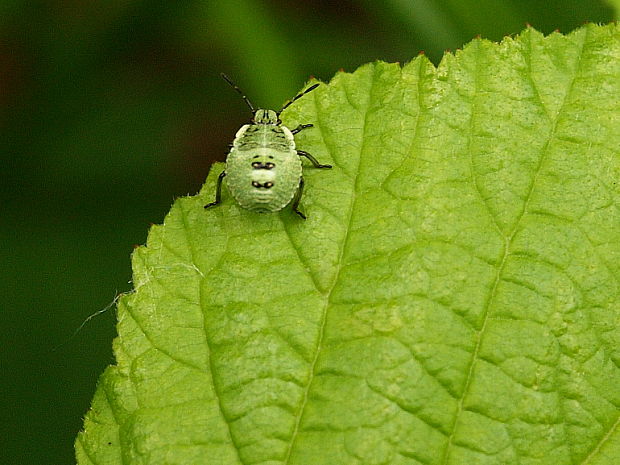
[1,1,615,463]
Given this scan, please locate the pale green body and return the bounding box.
[205,80,330,219]
[225,111,302,213]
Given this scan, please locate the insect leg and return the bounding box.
[290,123,313,135]
[204,171,227,209]
[297,150,332,169]
[291,177,306,220]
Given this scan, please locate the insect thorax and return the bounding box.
[233,123,294,152]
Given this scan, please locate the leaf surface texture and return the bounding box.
[77,24,620,465]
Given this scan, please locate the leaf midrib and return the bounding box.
[180,206,244,465]
[282,67,379,464]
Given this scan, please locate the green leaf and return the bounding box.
[76,24,620,465]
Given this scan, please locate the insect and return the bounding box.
[204,73,332,219]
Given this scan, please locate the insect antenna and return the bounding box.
[278,83,319,115]
[221,73,255,113]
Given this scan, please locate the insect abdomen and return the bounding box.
[225,125,302,213]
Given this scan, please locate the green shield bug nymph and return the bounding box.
[204,73,332,219]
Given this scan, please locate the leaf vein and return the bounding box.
[179,204,245,465]
[441,28,589,463]
[282,65,378,465]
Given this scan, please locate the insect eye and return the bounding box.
[251,162,262,168]
[252,181,261,188]
[264,182,274,188]
[265,162,275,169]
